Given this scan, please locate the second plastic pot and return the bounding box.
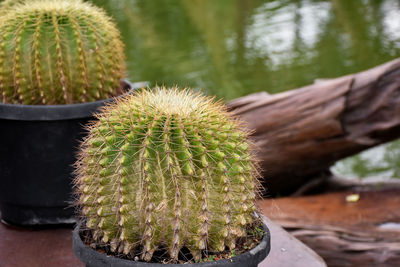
[0,81,133,226]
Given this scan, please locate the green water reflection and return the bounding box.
[93,0,400,179]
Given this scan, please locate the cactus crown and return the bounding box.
[0,0,125,105]
[75,87,261,262]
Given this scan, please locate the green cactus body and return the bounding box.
[75,87,260,262]
[0,0,125,105]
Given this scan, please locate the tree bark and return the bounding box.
[227,58,400,195]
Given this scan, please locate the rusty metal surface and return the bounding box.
[0,222,83,267]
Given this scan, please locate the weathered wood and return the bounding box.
[259,189,400,267]
[228,58,400,195]
[287,224,400,267]
[292,175,400,196]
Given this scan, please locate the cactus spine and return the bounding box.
[0,0,125,105]
[0,0,23,16]
[0,0,33,16]
[75,87,260,262]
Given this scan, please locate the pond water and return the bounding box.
[93,0,400,180]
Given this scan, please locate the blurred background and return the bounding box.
[93,0,400,181]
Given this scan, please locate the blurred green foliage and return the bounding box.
[93,0,400,179]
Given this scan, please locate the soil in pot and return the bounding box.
[73,220,271,267]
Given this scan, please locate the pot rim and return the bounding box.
[0,79,136,121]
[72,217,271,266]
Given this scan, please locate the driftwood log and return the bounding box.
[228,58,400,195]
[260,188,400,266]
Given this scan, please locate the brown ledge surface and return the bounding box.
[0,206,326,267]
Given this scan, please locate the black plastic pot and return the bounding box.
[73,220,271,267]
[0,81,134,226]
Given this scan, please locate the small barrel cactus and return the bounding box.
[75,87,260,262]
[0,0,82,15]
[0,0,125,105]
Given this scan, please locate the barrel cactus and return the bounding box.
[0,0,82,16]
[75,87,261,262]
[0,0,125,105]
